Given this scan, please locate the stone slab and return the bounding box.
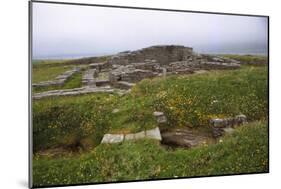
[124,133,135,141]
[145,127,162,140]
[101,134,124,144]
[134,131,145,140]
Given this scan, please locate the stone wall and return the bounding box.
[210,115,247,137]
[108,45,193,65]
[33,67,81,87]
[109,65,157,84]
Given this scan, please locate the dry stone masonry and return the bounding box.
[33,67,81,87]
[153,111,167,124]
[33,86,114,100]
[33,45,242,99]
[106,45,240,88]
[82,69,97,87]
[210,114,247,137]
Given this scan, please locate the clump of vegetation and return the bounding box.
[132,66,268,127]
[33,121,268,187]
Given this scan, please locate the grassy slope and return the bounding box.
[32,64,73,83]
[221,54,268,65]
[32,72,83,93]
[33,121,268,187]
[32,65,269,186]
[33,66,268,151]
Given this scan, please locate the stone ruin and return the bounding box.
[100,111,248,148]
[106,45,241,89]
[33,67,81,87]
[210,114,247,137]
[33,45,242,99]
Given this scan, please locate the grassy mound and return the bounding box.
[33,121,268,187]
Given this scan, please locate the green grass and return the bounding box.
[32,63,268,187]
[32,66,268,151]
[33,121,268,187]
[33,93,118,151]
[32,72,83,93]
[221,54,268,65]
[32,59,69,65]
[32,65,74,83]
[129,66,268,127]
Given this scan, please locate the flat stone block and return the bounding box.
[134,131,145,139]
[153,111,164,117]
[101,134,124,144]
[145,127,162,140]
[124,133,135,141]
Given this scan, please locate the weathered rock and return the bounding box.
[134,131,145,140]
[235,114,247,125]
[95,80,110,87]
[109,65,157,84]
[101,134,124,144]
[124,133,135,141]
[103,127,162,143]
[82,69,97,87]
[145,127,162,140]
[89,62,108,72]
[210,114,247,137]
[161,128,212,148]
[153,111,167,124]
[108,45,194,65]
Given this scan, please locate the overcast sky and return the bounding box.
[32,2,268,59]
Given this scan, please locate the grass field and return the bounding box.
[32,57,268,187]
[221,54,268,65]
[33,121,268,187]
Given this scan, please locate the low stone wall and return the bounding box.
[33,86,114,100]
[113,81,136,90]
[89,62,109,72]
[210,114,247,137]
[107,54,240,86]
[109,65,157,84]
[101,127,162,144]
[33,67,81,87]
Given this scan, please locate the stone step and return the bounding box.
[101,127,162,144]
[82,69,97,87]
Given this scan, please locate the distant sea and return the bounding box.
[33,53,112,60]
